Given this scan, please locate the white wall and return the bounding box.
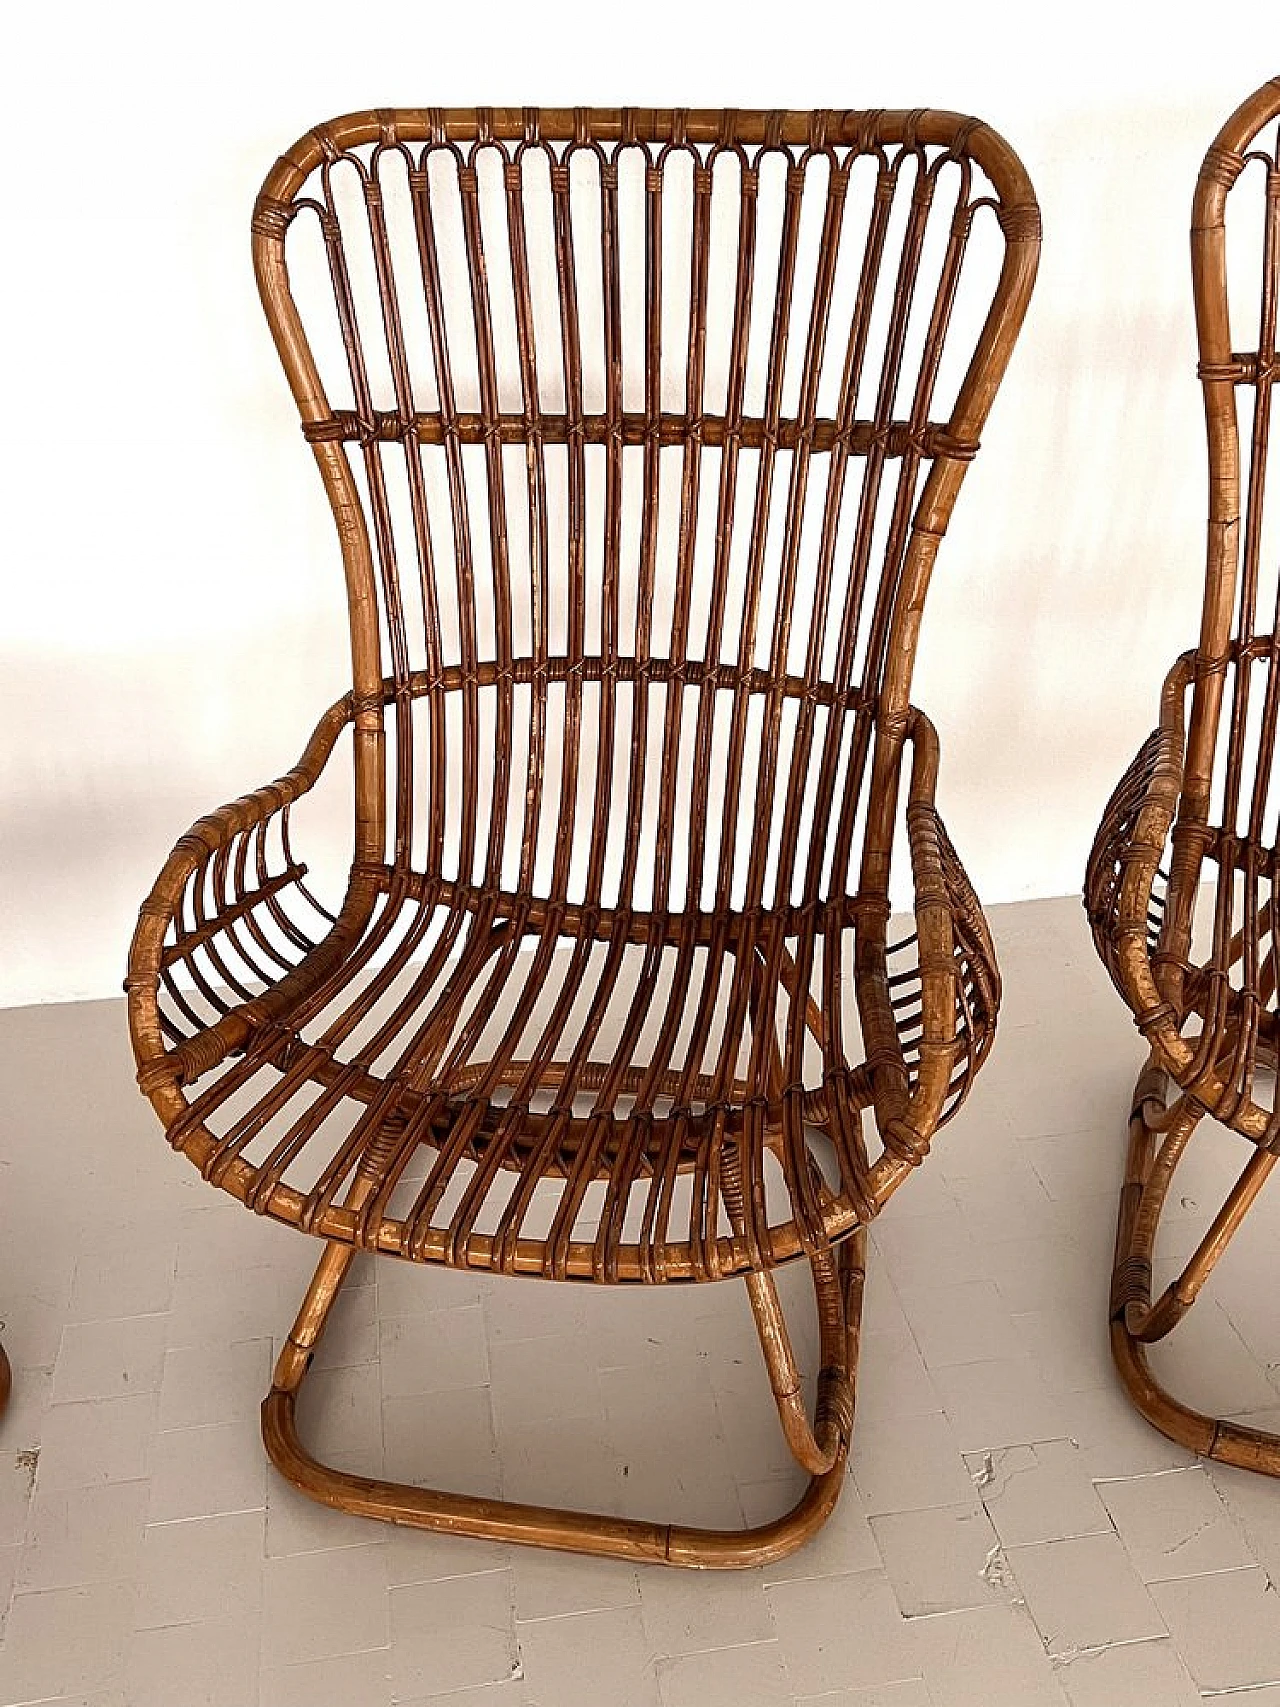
[1,1,1269,1006]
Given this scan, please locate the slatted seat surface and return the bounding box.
[129,107,1038,1282]
[138,813,998,1281]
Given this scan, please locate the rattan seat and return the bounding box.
[129,105,1038,1566]
[136,714,998,1283]
[1085,76,1280,1475]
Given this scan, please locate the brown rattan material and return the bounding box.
[128,106,1039,1564]
[1086,77,1280,1474]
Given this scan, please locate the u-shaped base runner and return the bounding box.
[1110,1055,1280,1475]
[262,1227,865,1569]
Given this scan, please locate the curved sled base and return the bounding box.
[262,1229,866,1569]
[1111,1056,1280,1475]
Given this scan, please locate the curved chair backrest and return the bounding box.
[1163,80,1280,1033]
[252,108,1038,916]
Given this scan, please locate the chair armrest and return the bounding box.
[126,693,360,1111]
[1084,652,1193,1032]
[857,708,1001,1211]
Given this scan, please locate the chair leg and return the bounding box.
[1110,1054,1280,1474]
[0,1339,10,1419]
[261,1228,865,1569]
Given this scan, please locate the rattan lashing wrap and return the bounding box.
[128,107,1039,1283]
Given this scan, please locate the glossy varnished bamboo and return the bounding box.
[1086,77,1280,1473]
[128,106,1039,1563]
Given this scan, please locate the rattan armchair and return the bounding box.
[1086,77,1280,1474]
[128,106,1039,1566]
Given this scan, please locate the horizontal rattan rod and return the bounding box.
[189,993,959,1174]
[345,861,888,946]
[159,1110,860,1281]
[268,1025,842,1116]
[264,105,1036,198]
[240,1028,860,1156]
[380,655,874,709]
[301,410,978,460]
[162,864,307,968]
[262,1386,846,1567]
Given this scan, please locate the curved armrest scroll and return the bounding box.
[1084,653,1193,1035]
[127,693,357,1114]
[859,709,1001,1212]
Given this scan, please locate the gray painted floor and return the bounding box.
[2,896,1280,1704]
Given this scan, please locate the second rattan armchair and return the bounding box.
[1086,76,1280,1474]
[128,105,1039,1566]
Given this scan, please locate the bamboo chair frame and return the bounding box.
[1086,77,1280,1473]
[128,106,1039,1565]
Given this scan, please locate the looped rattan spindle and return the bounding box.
[1085,75,1280,1475]
[129,104,1038,1566]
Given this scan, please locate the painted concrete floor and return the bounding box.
[4,895,1280,1704]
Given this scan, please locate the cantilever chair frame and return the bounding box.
[129,106,1039,1566]
[1087,76,1280,1475]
